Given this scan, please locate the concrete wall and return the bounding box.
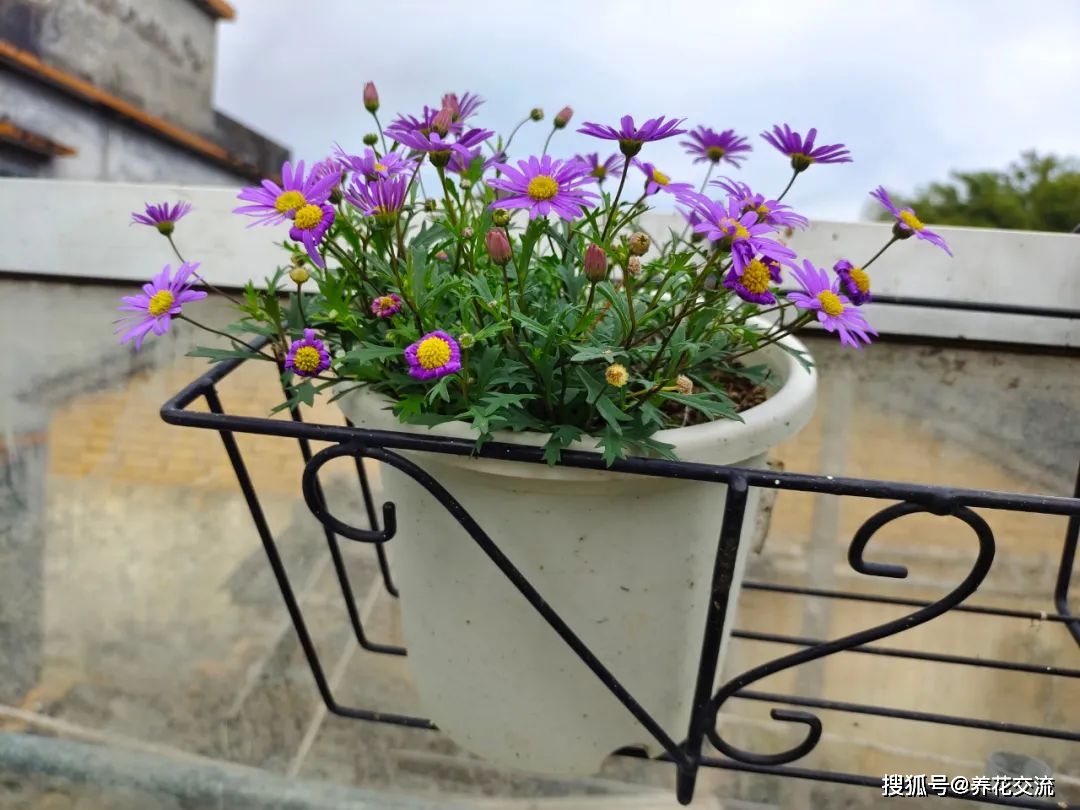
[0,179,1077,346]
[0,72,243,183]
[2,0,218,134]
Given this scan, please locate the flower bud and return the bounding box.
[459,178,472,190]
[627,232,650,256]
[424,199,438,212]
[583,243,607,282]
[676,374,693,395]
[485,229,512,266]
[432,106,453,137]
[554,106,573,129]
[441,93,461,120]
[492,208,511,227]
[435,251,450,262]
[605,363,629,388]
[363,133,379,146]
[363,82,379,113]
[530,107,544,121]
[289,266,310,285]
[462,226,474,238]
[459,332,476,350]
[626,256,641,276]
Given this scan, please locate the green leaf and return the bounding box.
[594,281,631,341]
[341,344,403,365]
[575,367,607,403]
[187,346,262,362]
[569,345,622,363]
[594,394,630,434]
[657,391,742,422]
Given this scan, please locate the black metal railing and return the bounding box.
[160,297,1080,808]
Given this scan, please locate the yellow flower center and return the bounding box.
[416,336,451,370]
[377,296,395,310]
[526,175,559,201]
[274,190,306,214]
[720,217,751,240]
[374,162,388,172]
[294,204,323,230]
[148,290,174,317]
[754,203,770,217]
[848,267,871,293]
[741,260,773,294]
[591,167,607,179]
[705,146,726,162]
[651,168,670,186]
[292,346,322,374]
[899,210,924,232]
[816,290,845,316]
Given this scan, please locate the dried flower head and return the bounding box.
[628,232,650,256]
[626,256,642,276]
[605,363,630,388]
[676,375,694,395]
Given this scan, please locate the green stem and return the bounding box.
[541,127,556,157]
[295,283,306,326]
[167,235,244,306]
[776,169,799,203]
[678,163,715,242]
[372,111,389,156]
[502,116,532,154]
[600,159,632,243]
[726,312,814,362]
[177,315,277,362]
[862,236,900,269]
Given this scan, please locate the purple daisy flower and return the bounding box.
[577,115,687,157]
[680,127,752,167]
[115,261,207,350]
[285,328,332,378]
[683,193,797,272]
[335,145,417,181]
[833,259,872,305]
[289,203,335,268]
[487,155,599,221]
[371,293,403,317]
[131,201,192,235]
[386,107,441,139]
[870,186,952,256]
[405,330,462,380]
[787,260,877,348]
[633,160,695,198]
[344,174,409,221]
[761,124,852,172]
[712,178,809,230]
[394,127,494,168]
[722,256,782,305]
[447,146,504,176]
[234,160,339,227]
[575,153,623,184]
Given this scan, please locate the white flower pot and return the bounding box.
[336,335,817,775]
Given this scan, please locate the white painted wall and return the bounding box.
[1,178,1077,347]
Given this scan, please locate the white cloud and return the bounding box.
[215,0,1080,221]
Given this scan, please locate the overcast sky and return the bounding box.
[213,0,1080,222]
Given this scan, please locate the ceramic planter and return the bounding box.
[336,335,817,775]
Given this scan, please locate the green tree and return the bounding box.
[871,151,1080,233]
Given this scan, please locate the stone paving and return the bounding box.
[1,281,1078,808]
